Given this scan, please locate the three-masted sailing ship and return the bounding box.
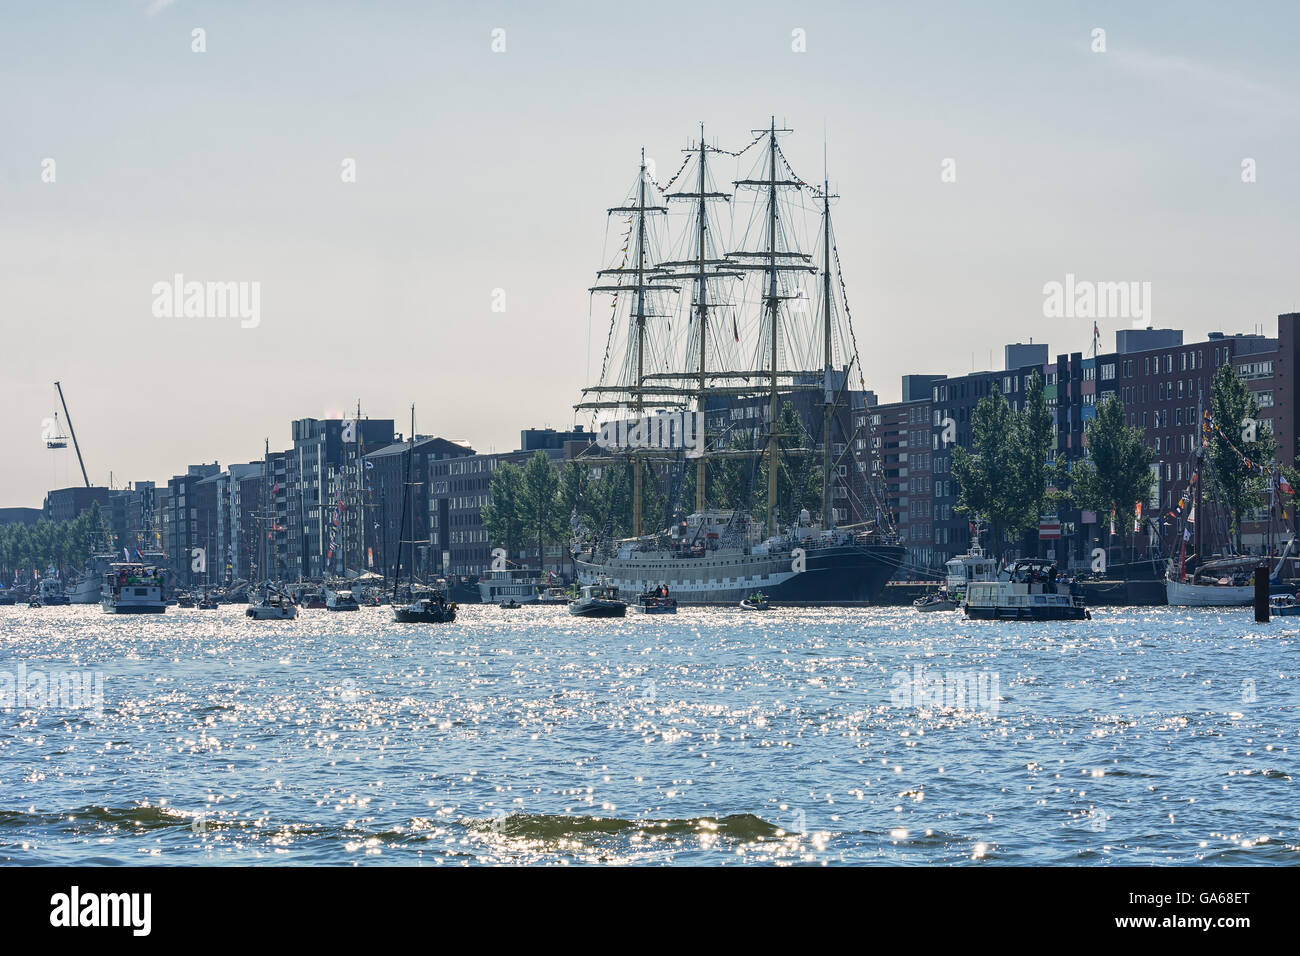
[571,119,905,604]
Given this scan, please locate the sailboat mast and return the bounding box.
[262,438,270,586]
[696,126,709,513]
[393,405,413,604]
[355,399,364,575]
[766,118,780,536]
[821,165,834,529]
[631,149,650,537]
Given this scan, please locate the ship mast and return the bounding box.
[581,151,675,537]
[729,118,813,535]
[766,120,779,536]
[661,124,737,512]
[821,160,835,529]
[633,149,648,537]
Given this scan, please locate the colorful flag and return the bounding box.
[1281,476,1295,495]
[1109,506,1116,537]
[1133,501,1142,533]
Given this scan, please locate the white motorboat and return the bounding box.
[324,584,359,611]
[246,588,298,620]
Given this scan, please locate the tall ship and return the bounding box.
[570,121,904,604]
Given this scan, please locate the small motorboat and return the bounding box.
[913,589,958,612]
[1268,594,1300,617]
[568,581,627,618]
[739,592,772,612]
[27,596,42,608]
[500,599,521,610]
[392,594,457,624]
[246,589,298,620]
[632,590,677,614]
[196,593,219,610]
[324,586,359,612]
[176,593,196,608]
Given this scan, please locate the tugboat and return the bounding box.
[963,559,1089,621]
[101,563,167,614]
[568,580,627,618]
[739,592,772,612]
[631,587,677,614]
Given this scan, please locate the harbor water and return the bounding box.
[1,604,1296,865]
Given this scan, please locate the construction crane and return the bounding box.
[54,381,90,488]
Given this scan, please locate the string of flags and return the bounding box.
[649,154,691,196]
[1203,412,1272,475]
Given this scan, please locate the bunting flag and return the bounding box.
[1203,412,1271,475]
[1133,501,1143,533]
[1281,476,1295,496]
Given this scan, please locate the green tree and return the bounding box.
[520,451,561,573]
[1067,394,1154,545]
[951,389,1029,557]
[1207,362,1276,551]
[482,461,526,559]
[1020,371,1055,551]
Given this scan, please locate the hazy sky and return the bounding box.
[3,1,1297,507]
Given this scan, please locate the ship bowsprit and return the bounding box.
[575,541,906,606]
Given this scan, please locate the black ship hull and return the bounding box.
[578,542,906,606]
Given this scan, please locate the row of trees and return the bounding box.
[481,402,827,572]
[0,503,106,583]
[953,364,1282,558]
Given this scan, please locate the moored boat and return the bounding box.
[1164,556,1284,607]
[478,568,542,606]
